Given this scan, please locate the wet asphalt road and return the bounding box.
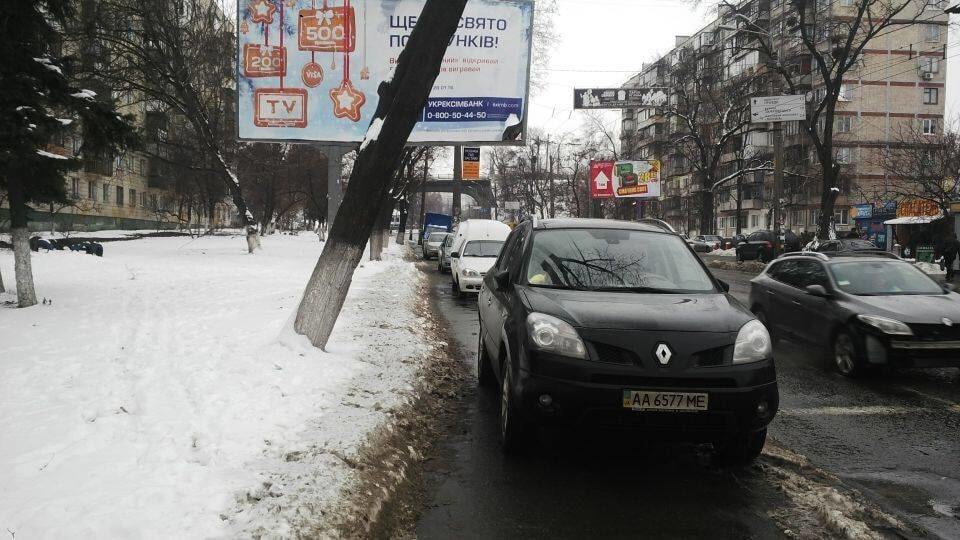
[414,260,960,539]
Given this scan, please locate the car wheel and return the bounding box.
[477,323,496,389]
[753,308,778,347]
[757,250,767,263]
[736,250,744,263]
[499,361,529,454]
[452,278,460,295]
[832,329,864,377]
[715,428,767,466]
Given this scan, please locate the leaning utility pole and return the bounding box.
[772,122,784,256]
[452,145,462,218]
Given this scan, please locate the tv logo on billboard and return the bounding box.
[254,88,308,128]
[243,44,286,77]
[298,7,356,52]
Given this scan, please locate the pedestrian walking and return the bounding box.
[943,233,960,282]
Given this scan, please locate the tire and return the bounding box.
[477,322,496,388]
[452,277,460,296]
[753,308,778,347]
[832,329,865,377]
[715,428,767,466]
[757,250,767,264]
[499,361,529,454]
[736,250,744,263]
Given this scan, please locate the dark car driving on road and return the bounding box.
[477,218,779,463]
[749,252,960,376]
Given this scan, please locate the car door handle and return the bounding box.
[792,300,801,306]
[766,290,775,295]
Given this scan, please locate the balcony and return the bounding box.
[718,198,763,212]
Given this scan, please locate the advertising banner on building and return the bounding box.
[463,147,480,179]
[589,160,615,199]
[613,160,661,198]
[237,0,534,145]
[574,88,668,110]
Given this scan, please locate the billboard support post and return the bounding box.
[453,145,462,218]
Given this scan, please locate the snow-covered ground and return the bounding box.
[0,233,432,537]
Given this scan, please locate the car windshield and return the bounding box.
[840,240,877,250]
[702,235,722,242]
[524,229,717,293]
[829,261,943,296]
[462,240,504,257]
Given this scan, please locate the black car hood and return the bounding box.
[518,286,753,332]
[850,293,960,324]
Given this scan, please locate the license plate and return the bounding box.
[622,390,708,412]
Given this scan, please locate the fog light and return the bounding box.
[756,401,769,415]
[538,394,553,407]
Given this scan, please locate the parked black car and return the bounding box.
[749,252,960,376]
[477,218,778,463]
[736,230,799,262]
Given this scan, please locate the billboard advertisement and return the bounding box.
[463,147,480,179]
[574,88,668,110]
[613,160,661,198]
[237,0,534,145]
[589,160,615,199]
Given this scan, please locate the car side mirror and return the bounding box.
[718,279,730,293]
[494,269,511,291]
[450,252,459,258]
[805,284,831,298]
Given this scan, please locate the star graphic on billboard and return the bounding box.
[249,0,276,24]
[330,80,366,122]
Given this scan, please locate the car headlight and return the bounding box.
[733,319,772,364]
[462,268,480,277]
[526,312,586,359]
[856,314,913,335]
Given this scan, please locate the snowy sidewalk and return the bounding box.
[0,234,433,537]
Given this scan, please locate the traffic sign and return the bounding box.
[750,95,806,123]
[463,147,480,180]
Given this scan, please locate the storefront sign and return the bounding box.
[896,199,940,218]
[238,0,534,144]
[590,160,615,199]
[851,204,873,220]
[613,160,661,199]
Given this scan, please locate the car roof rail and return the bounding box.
[829,250,901,260]
[635,219,677,234]
[779,251,830,261]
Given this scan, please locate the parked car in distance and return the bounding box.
[687,237,713,253]
[749,252,960,376]
[423,232,450,260]
[478,218,778,463]
[695,235,723,251]
[450,219,512,296]
[736,230,780,262]
[437,234,455,273]
[814,238,883,254]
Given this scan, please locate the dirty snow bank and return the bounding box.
[0,234,432,537]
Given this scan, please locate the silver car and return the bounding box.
[437,234,455,273]
[423,232,450,260]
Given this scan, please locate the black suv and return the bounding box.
[749,252,960,376]
[477,218,778,463]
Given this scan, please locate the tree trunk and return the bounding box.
[7,177,37,307]
[397,198,408,244]
[0,264,5,293]
[294,0,468,350]
[817,163,841,240]
[369,228,382,261]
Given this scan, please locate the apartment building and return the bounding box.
[621,0,948,238]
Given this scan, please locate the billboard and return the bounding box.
[589,160,614,199]
[613,160,661,198]
[237,0,534,145]
[574,88,668,110]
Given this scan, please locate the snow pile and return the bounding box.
[712,248,737,257]
[914,260,946,275]
[0,234,432,537]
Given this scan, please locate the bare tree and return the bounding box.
[879,124,960,219]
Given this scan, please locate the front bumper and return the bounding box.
[515,353,778,441]
[863,333,960,368]
[458,274,484,292]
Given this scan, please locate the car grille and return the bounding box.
[587,341,640,365]
[692,346,728,367]
[908,323,960,341]
[590,374,738,388]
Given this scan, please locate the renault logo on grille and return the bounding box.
[654,343,673,366]
[944,317,954,327]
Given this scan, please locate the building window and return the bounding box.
[784,121,799,136]
[839,0,853,5]
[921,57,940,73]
[150,193,158,210]
[103,183,110,203]
[922,118,939,135]
[129,188,136,207]
[791,210,804,226]
[750,214,759,228]
[833,211,849,225]
[924,24,941,42]
[88,181,96,200]
[71,178,80,198]
[116,185,124,206]
[836,147,852,164]
[140,192,147,207]
[923,87,939,105]
[836,116,852,133]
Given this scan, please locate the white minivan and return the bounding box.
[450,219,512,296]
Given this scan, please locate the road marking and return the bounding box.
[782,405,923,416]
[895,386,960,412]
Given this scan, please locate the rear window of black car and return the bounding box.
[524,229,716,293]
